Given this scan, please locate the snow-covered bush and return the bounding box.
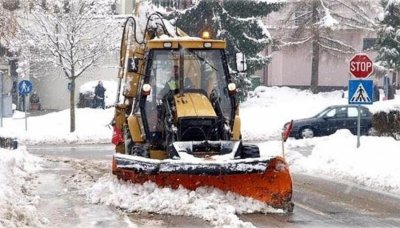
[373,110,400,140]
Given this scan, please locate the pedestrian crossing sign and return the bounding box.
[348,80,373,105]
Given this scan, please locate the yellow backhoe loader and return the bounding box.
[111,13,294,212]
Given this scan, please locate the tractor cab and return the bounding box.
[139,40,237,151]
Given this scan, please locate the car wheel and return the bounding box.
[300,127,314,139]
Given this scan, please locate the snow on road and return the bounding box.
[0,147,43,228]
[87,175,282,228]
[257,131,400,196]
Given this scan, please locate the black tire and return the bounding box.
[299,127,315,139]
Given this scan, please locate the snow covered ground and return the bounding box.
[241,86,400,140]
[1,86,400,227]
[0,108,114,145]
[0,147,43,228]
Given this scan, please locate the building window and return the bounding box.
[362,38,376,51]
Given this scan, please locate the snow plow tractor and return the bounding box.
[111,14,294,212]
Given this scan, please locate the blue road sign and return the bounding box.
[18,80,33,96]
[348,80,373,105]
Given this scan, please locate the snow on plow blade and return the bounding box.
[112,154,293,211]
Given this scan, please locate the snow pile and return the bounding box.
[0,108,114,145]
[241,86,400,140]
[0,147,42,228]
[369,96,400,113]
[87,174,282,228]
[241,86,347,140]
[288,130,400,194]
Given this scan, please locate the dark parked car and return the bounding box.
[284,105,374,139]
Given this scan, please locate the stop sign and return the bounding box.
[349,54,373,78]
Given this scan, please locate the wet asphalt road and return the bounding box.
[28,144,400,227]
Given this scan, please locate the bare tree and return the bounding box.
[0,0,19,46]
[276,0,380,93]
[10,0,118,132]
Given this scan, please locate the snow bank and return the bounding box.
[241,86,347,140]
[0,108,114,145]
[286,130,400,194]
[0,147,42,228]
[87,174,282,228]
[241,86,400,140]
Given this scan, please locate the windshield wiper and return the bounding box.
[187,50,218,72]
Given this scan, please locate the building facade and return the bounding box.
[257,1,399,90]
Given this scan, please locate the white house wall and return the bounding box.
[31,57,118,110]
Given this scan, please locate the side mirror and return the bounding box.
[235,53,247,72]
[128,57,139,73]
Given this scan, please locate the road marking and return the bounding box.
[294,202,330,218]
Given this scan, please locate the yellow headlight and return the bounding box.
[202,31,210,39]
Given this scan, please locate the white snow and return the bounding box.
[286,130,400,194]
[0,108,114,145]
[242,86,400,195]
[241,86,347,140]
[0,147,42,228]
[87,174,281,228]
[242,86,400,140]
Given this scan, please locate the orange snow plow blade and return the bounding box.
[112,155,293,211]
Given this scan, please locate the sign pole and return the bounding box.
[18,80,33,131]
[348,53,374,149]
[357,105,361,148]
[24,94,27,131]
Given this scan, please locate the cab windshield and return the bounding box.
[144,49,232,133]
